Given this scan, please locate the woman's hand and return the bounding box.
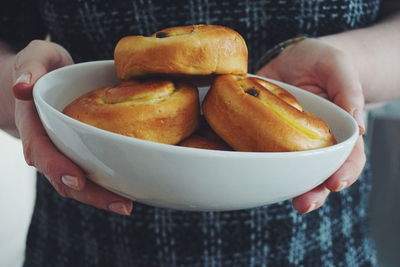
[257,38,366,214]
[9,40,133,215]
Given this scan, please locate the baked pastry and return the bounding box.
[114,24,248,79]
[179,116,233,150]
[196,116,230,144]
[179,135,233,151]
[63,79,200,145]
[202,75,336,152]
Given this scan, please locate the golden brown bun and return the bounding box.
[179,135,233,151]
[114,24,248,79]
[202,75,337,152]
[178,116,233,150]
[63,80,200,145]
[196,116,230,144]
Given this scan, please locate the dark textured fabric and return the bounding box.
[2,0,381,72]
[27,163,377,267]
[0,0,382,266]
[0,1,46,50]
[40,0,381,73]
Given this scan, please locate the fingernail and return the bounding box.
[109,202,132,216]
[352,109,365,135]
[14,72,32,86]
[334,180,348,192]
[61,175,80,190]
[304,202,317,213]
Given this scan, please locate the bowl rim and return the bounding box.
[33,60,359,159]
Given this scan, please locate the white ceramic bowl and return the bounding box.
[33,60,358,211]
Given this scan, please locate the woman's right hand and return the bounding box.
[10,40,133,215]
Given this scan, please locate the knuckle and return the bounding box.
[317,48,349,72]
[57,186,70,199]
[331,48,347,60]
[358,159,367,176]
[361,152,367,165]
[87,198,103,210]
[15,40,54,71]
[50,179,70,198]
[28,39,50,49]
[325,47,347,62]
[15,58,45,75]
[14,50,25,72]
[42,158,61,179]
[22,139,35,166]
[15,40,46,68]
[30,39,58,55]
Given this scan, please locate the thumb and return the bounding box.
[255,60,282,81]
[12,40,73,100]
[322,57,366,135]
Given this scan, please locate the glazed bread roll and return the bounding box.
[179,135,233,151]
[196,116,230,144]
[114,24,248,79]
[179,116,233,151]
[202,75,336,152]
[63,80,200,145]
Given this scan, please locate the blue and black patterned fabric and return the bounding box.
[1,0,381,266]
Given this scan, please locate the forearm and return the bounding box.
[0,40,18,137]
[319,12,400,104]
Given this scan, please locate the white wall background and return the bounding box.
[0,130,36,267]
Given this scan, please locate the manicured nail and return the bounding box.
[61,175,80,190]
[109,202,132,216]
[352,109,365,135]
[14,73,32,86]
[304,202,317,213]
[334,180,348,192]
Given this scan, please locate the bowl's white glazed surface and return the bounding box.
[33,60,358,211]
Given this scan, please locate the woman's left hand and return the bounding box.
[257,38,366,214]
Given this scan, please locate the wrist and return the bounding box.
[317,33,370,64]
[317,31,376,103]
[255,36,309,71]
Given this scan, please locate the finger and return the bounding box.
[50,177,134,216]
[324,137,365,192]
[296,84,329,99]
[321,52,366,135]
[292,184,330,214]
[12,40,73,100]
[16,100,86,189]
[16,100,133,215]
